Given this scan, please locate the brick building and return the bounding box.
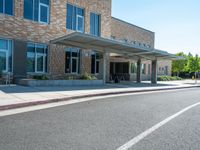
[0,0,174,84]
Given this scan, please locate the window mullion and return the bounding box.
[39,2,41,22]
[70,51,72,73]
[43,54,45,73]
[95,54,97,74]
[33,0,35,20]
[3,0,6,13]
[34,45,37,73]
[94,15,96,35]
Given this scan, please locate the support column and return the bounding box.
[137,58,142,83]
[151,59,157,84]
[103,51,110,84]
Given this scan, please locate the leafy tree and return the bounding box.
[172,52,188,76]
[188,54,200,79]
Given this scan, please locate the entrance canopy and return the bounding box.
[50,32,178,60]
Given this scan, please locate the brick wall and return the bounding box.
[157,60,172,76]
[111,17,155,48]
[0,0,111,78]
[0,0,112,43]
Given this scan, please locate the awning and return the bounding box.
[50,32,178,60]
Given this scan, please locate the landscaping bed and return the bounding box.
[157,76,183,81]
[19,79,104,87]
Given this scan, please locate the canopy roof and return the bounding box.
[50,32,178,60]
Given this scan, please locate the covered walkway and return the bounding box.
[51,32,178,84]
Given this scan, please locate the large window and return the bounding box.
[131,63,137,74]
[0,39,12,72]
[91,52,100,74]
[24,0,49,23]
[90,13,100,36]
[165,66,168,75]
[65,48,80,74]
[66,4,84,32]
[0,0,13,15]
[27,43,48,73]
[142,64,146,74]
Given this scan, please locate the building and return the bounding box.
[0,0,175,85]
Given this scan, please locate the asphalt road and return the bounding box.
[0,88,200,150]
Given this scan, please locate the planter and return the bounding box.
[18,79,104,87]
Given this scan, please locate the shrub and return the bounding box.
[64,76,74,80]
[91,76,97,80]
[33,75,49,80]
[80,73,92,80]
[157,76,183,81]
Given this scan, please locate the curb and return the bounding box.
[0,85,199,111]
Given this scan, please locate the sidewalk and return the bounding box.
[0,80,199,111]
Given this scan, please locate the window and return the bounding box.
[0,0,13,15]
[65,48,80,74]
[90,13,100,36]
[66,4,84,32]
[131,63,137,74]
[142,64,146,74]
[148,64,151,75]
[165,66,168,75]
[0,39,12,72]
[91,52,100,74]
[24,0,49,23]
[27,43,48,73]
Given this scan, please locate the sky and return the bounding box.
[112,0,200,56]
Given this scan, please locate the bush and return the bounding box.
[64,76,74,80]
[33,75,49,80]
[79,73,98,80]
[157,76,183,81]
[80,73,92,80]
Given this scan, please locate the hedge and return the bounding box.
[157,76,183,81]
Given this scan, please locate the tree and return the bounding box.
[188,54,200,83]
[172,52,188,76]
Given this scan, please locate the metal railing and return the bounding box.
[1,72,12,86]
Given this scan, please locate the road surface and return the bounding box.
[0,88,200,150]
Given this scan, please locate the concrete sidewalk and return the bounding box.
[0,80,199,111]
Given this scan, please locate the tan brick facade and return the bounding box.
[111,17,155,48]
[110,17,171,80]
[0,0,172,82]
[157,60,172,76]
[0,0,111,43]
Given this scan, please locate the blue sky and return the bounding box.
[112,0,200,55]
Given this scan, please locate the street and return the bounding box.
[0,88,200,150]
